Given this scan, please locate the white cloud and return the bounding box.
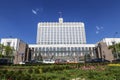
[32,9,37,15]
[96,26,100,30]
[96,26,104,30]
[32,8,43,15]
[96,31,99,34]
[95,26,104,34]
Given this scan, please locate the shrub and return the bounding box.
[5,71,15,80]
[46,76,52,80]
[42,67,49,73]
[18,69,22,74]
[18,74,25,80]
[60,77,69,80]
[39,68,42,73]
[39,75,46,80]
[28,68,33,74]
[10,73,16,80]
[2,69,8,74]
[23,74,31,80]
[34,68,40,74]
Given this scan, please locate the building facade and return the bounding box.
[30,18,96,62]
[100,38,120,46]
[0,38,30,64]
[96,38,120,61]
[29,44,96,62]
[96,42,114,62]
[37,18,86,44]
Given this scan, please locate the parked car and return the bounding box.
[87,58,110,63]
[26,60,43,64]
[43,59,55,64]
[112,59,120,63]
[19,61,25,64]
[29,60,39,63]
[78,60,85,63]
[85,58,110,63]
[55,59,67,64]
[0,58,12,65]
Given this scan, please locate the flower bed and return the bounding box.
[108,63,120,66]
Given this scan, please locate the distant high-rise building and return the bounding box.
[37,18,86,44]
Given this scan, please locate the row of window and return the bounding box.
[37,26,86,44]
[32,47,94,52]
[33,51,95,57]
[39,28,84,34]
[39,41,86,44]
[39,25,83,27]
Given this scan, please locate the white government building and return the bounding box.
[29,18,96,62]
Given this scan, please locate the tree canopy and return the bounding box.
[0,44,14,58]
[109,43,120,59]
[0,44,4,58]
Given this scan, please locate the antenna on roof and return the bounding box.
[58,11,62,18]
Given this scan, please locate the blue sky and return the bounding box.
[0,0,120,44]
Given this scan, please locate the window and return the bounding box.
[7,42,11,46]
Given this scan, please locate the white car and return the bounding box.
[19,61,25,64]
[43,59,55,64]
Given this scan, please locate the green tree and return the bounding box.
[0,52,3,58]
[4,46,13,57]
[0,44,4,58]
[109,43,120,59]
[4,45,14,63]
[0,44,14,58]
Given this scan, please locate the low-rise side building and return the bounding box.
[95,38,120,61]
[96,42,114,62]
[100,38,120,46]
[0,38,31,64]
